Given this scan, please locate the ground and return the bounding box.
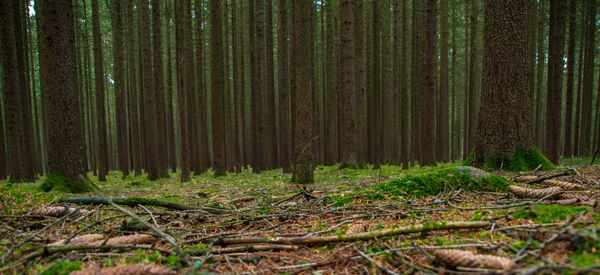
[1,158,600,274]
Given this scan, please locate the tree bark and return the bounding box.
[579,0,596,156]
[422,0,437,166]
[292,0,314,184]
[339,0,358,168]
[543,0,566,163]
[152,0,168,178]
[92,0,108,181]
[175,0,192,182]
[474,0,533,166]
[38,0,85,181]
[438,0,450,162]
[111,0,129,178]
[278,0,292,172]
[210,0,227,176]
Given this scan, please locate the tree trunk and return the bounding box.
[473,0,535,168]
[193,0,209,174]
[278,0,292,172]
[422,0,437,166]
[543,0,566,163]
[562,0,576,157]
[292,0,314,184]
[467,0,478,154]
[534,0,546,150]
[164,0,176,172]
[438,0,450,162]
[579,0,596,156]
[92,0,108,181]
[265,0,276,169]
[125,0,142,176]
[339,0,358,168]
[175,0,193,182]
[210,0,227,176]
[152,0,168,178]
[400,0,409,166]
[39,0,85,181]
[111,0,129,178]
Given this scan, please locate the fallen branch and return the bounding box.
[58,197,231,214]
[214,221,490,246]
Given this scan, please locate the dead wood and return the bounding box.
[72,263,177,275]
[213,221,490,246]
[509,185,562,199]
[58,197,231,214]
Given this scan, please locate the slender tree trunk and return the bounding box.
[462,0,469,158]
[467,0,478,154]
[175,0,192,182]
[422,0,437,165]
[265,0,276,169]
[210,0,227,176]
[125,0,142,176]
[339,0,358,168]
[193,0,209,174]
[232,0,245,171]
[527,0,537,121]
[562,0,576,157]
[92,0,108,181]
[252,0,266,172]
[354,0,365,165]
[400,0,409,166]
[573,5,586,156]
[534,0,546,150]
[111,0,129,178]
[544,0,565,163]
[278,0,292,172]
[164,0,176,172]
[438,0,449,162]
[579,0,596,156]
[292,0,314,184]
[152,0,168,178]
[450,0,459,160]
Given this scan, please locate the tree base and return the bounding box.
[463,147,555,172]
[40,173,94,193]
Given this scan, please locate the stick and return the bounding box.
[214,221,490,245]
[58,197,231,214]
[0,207,82,265]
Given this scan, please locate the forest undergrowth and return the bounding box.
[1,159,600,274]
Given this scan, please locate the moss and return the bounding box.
[40,173,95,193]
[38,260,82,275]
[512,205,588,223]
[464,147,556,172]
[334,168,511,205]
[571,252,600,267]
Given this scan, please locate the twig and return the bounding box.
[0,207,82,265]
[59,197,231,214]
[355,249,399,275]
[138,204,159,229]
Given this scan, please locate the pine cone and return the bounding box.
[72,263,177,275]
[541,180,584,190]
[48,234,105,246]
[509,185,562,199]
[434,249,516,271]
[559,192,595,201]
[33,206,90,218]
[514,175,539,183]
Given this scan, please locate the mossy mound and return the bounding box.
[40,173,95,193]
[331,167,512,206]
[464,147,556,172]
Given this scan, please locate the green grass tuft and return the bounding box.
[512,205,588,223]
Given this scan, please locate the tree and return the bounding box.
[278,0,292,172]
[467,0,478,154]
[543,0,565,163]
[175,0,193,182]
[111,0,129,177]
[125,0,142,176]
[422,0,437,166]
[563,0,576,157]
[292,0,314,184]
[579,0,596,156]
[140,0,159,180]
[38,0,85,181]
[437,0,450,162]
[92,0,108,181]
[210,0,227,176]
[471,0,552,171]
[400,0,409,166]
[152,0,168,178]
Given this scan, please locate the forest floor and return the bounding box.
[1,159,600,274]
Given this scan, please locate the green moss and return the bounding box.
[512,205,588,223]
[463,147,556,172]
[571,252,600,267]
[334,168,511,205]
[38,260,82,275]
[40,173,95,193]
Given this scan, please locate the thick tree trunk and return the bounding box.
[544,0,566,163]
[474,0,534,167]
[175,0,192,182]
[39,0,85,181]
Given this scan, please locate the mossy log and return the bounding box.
[58,197,231,214]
